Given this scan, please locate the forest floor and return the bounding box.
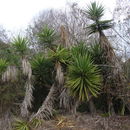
[36,113,130,130]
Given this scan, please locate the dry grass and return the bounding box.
[0,113,130,130]
[36,113,130,130]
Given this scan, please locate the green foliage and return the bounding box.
[13,119,30,130]
[37,26,57,48]
[89,43,104,65]
[30,118,43,128]
[86,2,104,21]
[31,53,54,85]
[86,2,112,34]
[67,52,102,101]
[13,118,43,130]
[12,36,29,55]
[87,20,112,35]
[0,58,8,74]
[48,45,69,64]
[71,42,89,57]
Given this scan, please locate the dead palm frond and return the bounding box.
[60,25,70,48]
[2,66,18,82]
[22,58,32,80]
[55,62,64,86]
[55,116,75,129]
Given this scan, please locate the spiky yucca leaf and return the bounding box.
[12,36,28,55]
[14,118,43,130]
[86,2,112,34]
[90,43,104,65]
[31,53,53,75]
[86,2,104,21]
[71,42,88,57]
[48,45,69,64]
[67,53,102,101]
[87,20,112,35]
[13,119,30,130]
[37,26,57,48]
[31,53,54,85]
[0,58,8,74]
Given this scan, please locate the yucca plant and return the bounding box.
[13,118,43,130]
[12,36,29,56]
[48,45,69,64]
[11,36,34,117]
[48,45,69,85]
[13,119,30,130]
[86,2,112,35]
[0,58,8,74]
[32,45,69,120]
[71,42,89,57]
[31,53,54,85]
[0,49,19,83]
[89,43,104,65]
[67,53,101,101]
[37,26,57,49]
[86,2,129,114]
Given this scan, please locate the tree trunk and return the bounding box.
[21,58,34,118]
[99,31,130,111]
[32,81,60,120]
[89,98,96,115]
[32,62,64,120]
[21,80,34,118]
[107,94,115,116]
[59,88,78,115]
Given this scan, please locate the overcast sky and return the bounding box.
[0,0,116,33]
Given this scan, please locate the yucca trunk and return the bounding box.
[21,58,34,118]
[59,88,78,114]
[33,62,64,120]
[89,98,96,114]
[2,66,18,82]
[99,31,119,66]
[32,81,60,120]
[99,31,130,112]
[0,109,13,130]
[21,80,34,117]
